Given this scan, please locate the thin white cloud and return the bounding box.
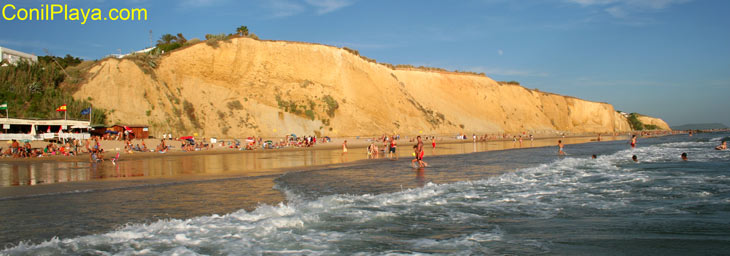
[304,0,354,14]
[264,0,353,18]
[497,49,504,56]
[179,0,225,8]
[266,0,307,17]
[565,0,691,18]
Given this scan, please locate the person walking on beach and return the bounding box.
[342,140,348,155]
[630,135,637,148]
[432,137,436,149]
[367,142,374,159]
[389,136,398,160]
[415,136,428,167]
[558,140,566,156]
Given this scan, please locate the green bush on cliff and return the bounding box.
[644,124,659,130]
[0,60,107,124]
[321,95,339,117]
[627,113,644,130]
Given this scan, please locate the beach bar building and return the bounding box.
[0,118,91,141]
[0,46,38,65]
[109,124,150,139]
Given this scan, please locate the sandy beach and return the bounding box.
[0,132,645,163]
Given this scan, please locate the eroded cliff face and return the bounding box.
[74,38,663,138]
[637,115,671,130]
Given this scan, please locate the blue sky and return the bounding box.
[1,0,728,126]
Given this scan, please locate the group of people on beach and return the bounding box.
[366,135,401,160]
[357,135,428,168]
[1,138,92,158]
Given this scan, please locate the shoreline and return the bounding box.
[0,133,636,163]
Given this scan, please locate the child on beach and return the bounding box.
[411,145,419,167]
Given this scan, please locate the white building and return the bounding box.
[109,47,156,59]
[0,46,38,65]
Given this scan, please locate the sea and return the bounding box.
[1,133,729,255]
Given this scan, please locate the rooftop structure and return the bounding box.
[0,46,38,65]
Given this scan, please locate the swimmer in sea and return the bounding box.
[716,141,727,150]
[681,152,688,161]
[630,135,637,148]
[558,140,566,156]
[632,155,638,162]
[591,154,597,159]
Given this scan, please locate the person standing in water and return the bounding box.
[342,140,348,156]
[558,140,566,155]
[416,136,428,167]
[432,137,436,149]
[630,135,637,148]
[389,136,398,160]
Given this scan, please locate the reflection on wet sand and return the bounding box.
[0,136,623,187]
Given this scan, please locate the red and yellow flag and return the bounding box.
[56,104,67,112]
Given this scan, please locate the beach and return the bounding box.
[3,132,729,255]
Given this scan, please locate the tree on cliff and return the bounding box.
[176,33,187,44]
[236,26,249,37]
[157,34,176,45]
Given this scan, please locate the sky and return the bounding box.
[1,0,728,126]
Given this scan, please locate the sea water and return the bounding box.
[1,133,729,255]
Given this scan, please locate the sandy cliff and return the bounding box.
[637,115,671,130]
[74,38,665,138]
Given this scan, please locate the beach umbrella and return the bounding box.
[179,136,193,140]
[30,125,36,136]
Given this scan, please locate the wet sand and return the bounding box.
[0,135,629,191]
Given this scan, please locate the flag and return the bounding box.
[56,104,67,112]
[0,103,7,110]
[80,107,91,115]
